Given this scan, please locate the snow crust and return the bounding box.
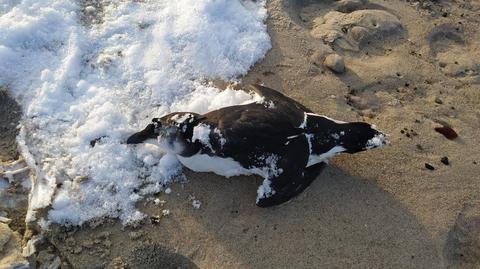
[214,128,226,147]
[192,124,213,151]
[192,199,202,209]
[0,0,270,225]
[256,178,274,202]
[366,132,388,149]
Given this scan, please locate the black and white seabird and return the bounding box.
[127,85,387,207]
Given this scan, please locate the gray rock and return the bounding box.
[323,54,346,73]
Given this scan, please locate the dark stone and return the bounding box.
[425,163,435,170]
[435,126,458,140]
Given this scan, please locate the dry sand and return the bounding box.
[1,0,480,268]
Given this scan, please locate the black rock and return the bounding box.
[425,163,435,170]
[441,156,450,165]
[435,126,458,140]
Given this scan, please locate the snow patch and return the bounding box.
[214,128,226,147]
[1,0,270,226]
[366,132,388,149]
[192,199,201,209]
[256,179,275,202]
[331,133,340,140]
[170,113,195,126]
[153,198,166,207]
[192,124,213,151]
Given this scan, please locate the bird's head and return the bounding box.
[126,112,201,154]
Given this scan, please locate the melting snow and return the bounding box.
[0,0,270,226]
[192,199,202,209]
[213,128,226,147]
[256,179,274,202]
[192,123,213,151]
[366,133,388,149]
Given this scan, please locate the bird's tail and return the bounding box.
[303,113,388,155]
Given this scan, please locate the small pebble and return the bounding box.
[435,97,443,104]
[425,163,435,170]
[323,54,345,73]
[441,157,450,165]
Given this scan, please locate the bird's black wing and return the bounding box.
[202,104,304,167]
[249,84,314,115]
[256,135,326,207]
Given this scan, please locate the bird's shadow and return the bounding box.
[167,164,442,268]
[51,163,443,268]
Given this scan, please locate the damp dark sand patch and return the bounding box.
[0,87,21,161]
[0,87,29,268]
[79,0,109,27]
[0,87,29,238]
[116,244,199,269]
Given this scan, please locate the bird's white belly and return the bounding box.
[177,154,263,178]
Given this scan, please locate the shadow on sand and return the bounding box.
[50,164,442,269]
[122,164,441,269]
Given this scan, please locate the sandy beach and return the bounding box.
[1,0,480,268]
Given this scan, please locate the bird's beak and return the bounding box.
[126,123,157,144]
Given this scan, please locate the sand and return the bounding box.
[1,0,480,268]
